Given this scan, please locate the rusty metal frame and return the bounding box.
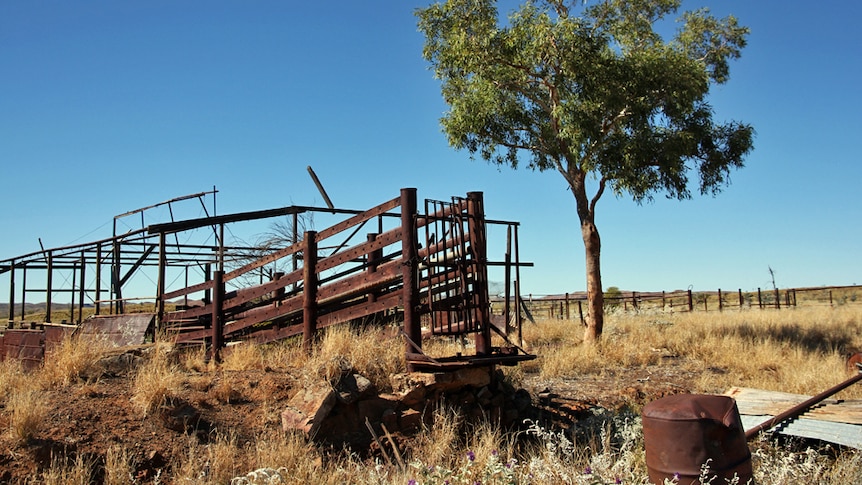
[1,188,534,371]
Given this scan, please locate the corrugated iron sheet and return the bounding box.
[729,386,862,449]
[78,314,154,347]
[44,324,76,355]
[3,329,44,370]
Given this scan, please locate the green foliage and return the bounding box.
[417,0,753,202]
[604,286,622,310]
[418,0,754,339]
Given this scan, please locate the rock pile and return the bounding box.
[281,366,535,448]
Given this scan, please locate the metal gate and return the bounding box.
[421,196,485,337]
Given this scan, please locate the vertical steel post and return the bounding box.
[467,191,492,356]
[366,233,381,305]
[184,266,189,308]
[203,263,212,305]
[78,252,85,324]
[218,224,225,273]
[514,224,523,343]
[272,271,285,306]
[8,260,14,323]
[157,232,166,331]
[70,260,76,322]
[504,226,512,336]
[20,265,27,323]
[114,240,124,314]
[292,212,299,292]
[211,269,224,362]
[95,244,102,316]
[46,251,53,323]
[401,188,421,368]
[302,231,318,353]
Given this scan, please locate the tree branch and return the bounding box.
[589,176,607,215]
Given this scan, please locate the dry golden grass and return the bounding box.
[9,304,862,484]
[103,445,135,485]
[522,305,862,399]
[283,324,405,391]
[222,340,266,371]
[7,389,48,444]
[40,334,114,388]
[408,405,463,467]
[25,454,93,485]
[130,341,185,416]
[0,359,26,404]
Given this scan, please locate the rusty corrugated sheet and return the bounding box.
[3,329,45,370]
[78,314,154,347]
[44,324,76,355]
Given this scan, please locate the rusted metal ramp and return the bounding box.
[78,314,155,347]
[1,188,534,372]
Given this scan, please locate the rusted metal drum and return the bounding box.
[642,394,752,485]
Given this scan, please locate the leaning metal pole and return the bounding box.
[744,371,862,440]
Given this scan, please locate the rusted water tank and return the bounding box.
[642,394,752,485]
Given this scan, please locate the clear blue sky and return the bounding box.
[1,1,860,297]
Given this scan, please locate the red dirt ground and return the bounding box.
[0,352,699,483]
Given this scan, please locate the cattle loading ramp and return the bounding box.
[1,188,534,371]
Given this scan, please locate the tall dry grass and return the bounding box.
[273,324,405,392]
[8,305,862,484]
[130,341,185,416]
[524,305,862,398]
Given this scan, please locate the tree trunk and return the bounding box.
[581,218,604,343]
[569,169,604,344]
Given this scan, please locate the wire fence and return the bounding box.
[495,285,862,323]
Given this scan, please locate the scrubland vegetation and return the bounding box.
[1,304,861,483]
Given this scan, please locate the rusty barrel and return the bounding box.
[642,394,752,485]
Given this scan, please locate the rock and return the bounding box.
[87,350,144,379]
[336,374,375,404]
[390,367,493,395]
[281,381,337,436]
[357,396,398,424]
[158,397,203,433]
[399,408,423,433]
[512,388,532,412]
[382,408,398,431]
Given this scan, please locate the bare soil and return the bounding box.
[0,353,701,483]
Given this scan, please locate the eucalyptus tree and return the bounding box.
[417,0,754,342]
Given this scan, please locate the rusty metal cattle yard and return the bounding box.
[0,188,534,371]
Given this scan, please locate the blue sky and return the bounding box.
[1,1,860,297]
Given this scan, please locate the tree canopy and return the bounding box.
[417,0,754,342]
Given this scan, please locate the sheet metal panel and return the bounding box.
[78,314,154,346]
[44,325,76,355]
[3,329,44,370]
